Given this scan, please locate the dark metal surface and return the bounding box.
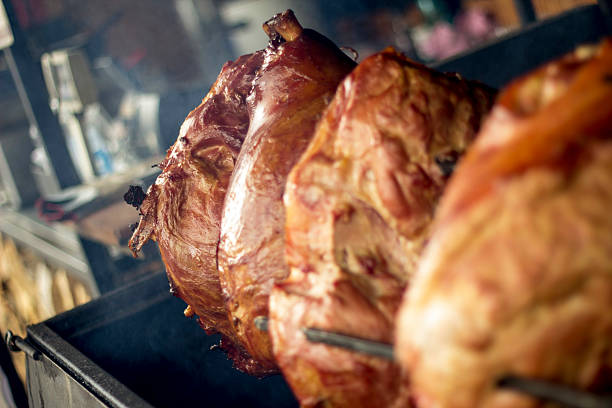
[434,5,611,88]
[79,236,122,294]
[600,0,612,16]
[599,0,612,34]
[26,355,113,408]
[25,272,298,408]
[0,330,27,408]
[254,316,395,361]
[254,316,395,360]
[513,0,537,25]
[303,328,395,361]
[5,330,41,360]
[26,323,150,408]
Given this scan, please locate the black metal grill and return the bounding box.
[23,272,297,408]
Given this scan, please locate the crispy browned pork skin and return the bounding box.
[129,10,355,376]
[217,11,356,375]
[128,50,263,373]
[396,40,612,408]
[268,48,495,408]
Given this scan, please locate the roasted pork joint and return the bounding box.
[129,10,355,376]
[396,40,612,408]
[268,48,495,408]
[128,49,263,373]
[217,10,356,374]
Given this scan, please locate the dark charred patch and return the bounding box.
[124,185,146,208]
[268,32,284,48]
[180,136,189,144]
[434,152,459,177]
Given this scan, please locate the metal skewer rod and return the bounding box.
[302,327,394,360]
[498,375,612,408]
[254,316,612,408]
[5,330,41,360]
[254,316,394,360]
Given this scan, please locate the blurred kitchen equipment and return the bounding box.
[41,48,163,181]
[0,129,38,209]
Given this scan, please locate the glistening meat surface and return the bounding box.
[396,40,612,408]
[129,50,264,374]
[269,48,495,408]
[218,10,356,374]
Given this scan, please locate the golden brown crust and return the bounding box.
[269,49,495,408]
[396,39,612,408]
[217,17,356,374]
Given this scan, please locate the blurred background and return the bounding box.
[0,0,598,399]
